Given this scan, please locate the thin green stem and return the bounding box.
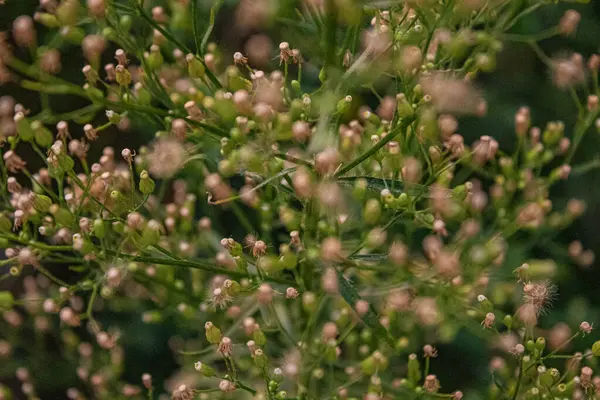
[335,117,415,177]
[510,358,524,400]
[191,0,201,54]
[103,250,294,285]
[135,3,222,89]
[22,169,59,202]
[566,111,600,164]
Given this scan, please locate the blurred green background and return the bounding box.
[1,0,600,398]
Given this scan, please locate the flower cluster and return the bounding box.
[0,0,599,399]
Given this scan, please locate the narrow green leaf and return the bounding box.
[348,253,388,262]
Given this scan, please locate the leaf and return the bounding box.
[348,253,388,262]
[336,271,397,350]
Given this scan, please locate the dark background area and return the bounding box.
[1,0,600,398]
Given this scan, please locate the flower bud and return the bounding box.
[139,170,155,194]
[477,295,493,313]
[106,110,122,124]
[252,327,267,346]
[364,199,382,225]
[34,12,61,28]
[396,93,414,118]
[115,65,131,87]
[253,348,268,368]
[205,321,222,344]
[591,340,600,356]
[407,354,422,384]
[503,315,512,330]
[194,361,216,377]
[186,54,206,78]
[337,95,353,114]
[93,219,106,239]
[139,220,161,247]
[31,194,52,213]
[535,337,546,352]
[145,45,164,70]
[0,215,12,232]
[14,112,34,142]
[56,0,80,26]
[31,121,54,147]
[0,291,15,310]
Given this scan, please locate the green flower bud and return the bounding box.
[302,292,317,313]
[360,355,376,375]
[31,194,52,213]
[31,121,54,148]
[503,315,513,330]
[272,368,284,383]
[364,199,382,225]
[396,94,414,118]
[336,95,353,114]
[106,110,122,125]
[186,54,206,78]
[0,291,14,310]
[325,341,338,362]
[119,15,132,31]
[52,207,75,226]
[363,110,381,125]
[525,388,540,399]
[319,67,327,83]
[115,65,132,87]
[194,361,216,377]
[274,391,287,400]
[526,340,535,352]
[291,80,301,92]
[14,113,34,142]
[0,214,12,232]
[102,27,117,41]
[352,178,368,201]
[139,170,155,194]
[407,354,421,384]
[93,219,106,238]
[56,0,80,26]
[538,367,553,387]
[139,220,161,247]
[396,192,409,207]
[73,234,94,254]
[279,251,298,270]
[475,53,496,72]
[289,99,304,120]
[58,154,75,172]
[535,337,546,352]
[252,328,267,346]
[227,73,252,92]
[592,340,600,356]
[146,45,164,70]
[477,295,493,313]
[223,279,241,296]
[142,310,163,323]
[108,221,123,235]
[61,26,85,44]
[253,349,268,368]
[234,256,248,271]
[35,13,61,28]
[205,321,222,344]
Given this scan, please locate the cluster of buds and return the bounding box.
[0,0,597,399]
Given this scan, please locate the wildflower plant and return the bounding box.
[0,0,599,399]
